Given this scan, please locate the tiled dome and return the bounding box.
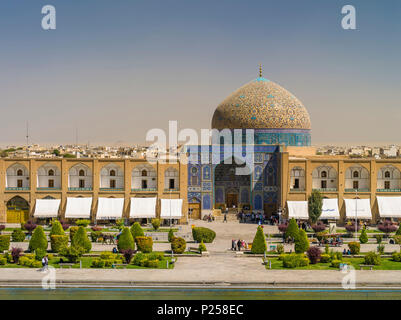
[211,72,311,130]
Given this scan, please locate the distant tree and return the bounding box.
[295,229,310,254]
[285,218,299,240]
[308,190,323,224]
[52,149,60,156]
[63,153,76,158]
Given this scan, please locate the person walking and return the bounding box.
[41,255,49,271]
[223,212,227,223]
[237,239,242,251]
[231,239,236,251]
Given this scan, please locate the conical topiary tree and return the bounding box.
[168,228,175,243]
[251,226,267,254]
[130,222,144,240]
[359,227,368,244]
[285,218,299,240]
[294,229,310,254]
[71,226,92,253]
[308,190,323,224]
[50,220,65,237]
[29,225,48,252]
[118,227,135,252]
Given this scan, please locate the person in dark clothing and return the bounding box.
[237,239,242,251]
[231,239,236,251]
[223,213,227,223]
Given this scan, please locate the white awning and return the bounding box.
[34,199,61,218]
[345,198,372,219]
[160,199,183,219]
[320,198,340,220]
[65,197,92,219]
[287,201,309,219]
[377,196,401,218]
[96,197,124,220]
[130,197,156,218]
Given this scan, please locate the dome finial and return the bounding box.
[259,64,263,78]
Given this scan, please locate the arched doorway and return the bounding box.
[6,196,30,223]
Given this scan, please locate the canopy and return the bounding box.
[287,201,309,219]
[65,197,92,219]
[96,197,124,220]
[160,199,183,219]
[130,197,156,218]
[320,198,340,220]
[344,198,372,219]
[377,196,401,218]
[34,199,61,218]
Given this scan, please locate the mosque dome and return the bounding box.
[211,67,311,131]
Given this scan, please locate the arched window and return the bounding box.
[17,169,23,176]
[48,169,54,176]
[385,171,391,178]
[353,171,359,178]
[141,170,147,177]
[110,170,116,177]
[79,169,85,176]
[321,171,327,178]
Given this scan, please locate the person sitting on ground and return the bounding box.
[347,249,351,255]
[343,248,347,255]
[112,247,118,254]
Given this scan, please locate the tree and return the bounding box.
[251,226,267,254]
[168,229,175,243]
[130,222,144,240]
[151,218,161,231]
[28,226,47,252]
[52,149,60,156]
[117,227,135,252]
[359,227,368,244]
[71,226,92,253]
[294,229,309,254]
[50,220,65,237]
[308,190,323,224]
[285,218,299,240]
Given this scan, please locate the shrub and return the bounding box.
[307,246,321,264]
[130,222,144,240]
[251,226,267,254]
[0,257,6,265]
[0,225,5,234]
[394,235,401,245]
[90,231,101,242]
[282,254,309,268]
[91,258,105,268]
[331,259,341,268]
[320,254,331,263]
[278,222,288,234]
[348,242,360,254]
[377,221,397,235]
[145,259,159,268]
[136,236,153,253]
[285,218,299,240]
[148,252,165,261]
[60,246,84,263]
[345,222,360,233]
[311,221,326,233]
[115,218,125,231]
[49,220,65,237]
[11,247,23,263]
[69,226,79,242]
[99,252,117,260]
[192,227,216,243]
[75,219,91,227]
[151,218,160,231]
[19,256,42,268]
[121,249,135,264]
[375,234,383,244]
[168,229,175,243]
[11,229,25,242]
[198,240,207,253]
[117,227,135,252]
[60,220,70,231]
[276,244,284,254]
[28,226,47,252]
[24,221,37,235]
[35,248,47,261]
[377,244,385,255]
[396,226,401,236]
[71,226,92,253]
[392,252,401,262]
[171,237,186,254]
[359,227,368,244]
[50,235,68,253]
[294,229,309,254]
[364,251,381,265]
[133,252,147,266]
[91,226,102,232]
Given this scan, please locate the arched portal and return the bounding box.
[6,196,30,223]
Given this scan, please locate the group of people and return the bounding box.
[343,248,352,255]
[231,239,248,251]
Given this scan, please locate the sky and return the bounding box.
[0,0,400,147]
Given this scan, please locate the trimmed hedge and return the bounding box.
[28,226,47,252]
[198,240,207,253]
[285,218,299,240]
[60,246,84,263]
[117,227,135,252]
[71,226,91,253]
[364,251,381,265]
[130,222,144,240]
[50,220,65,237]
[76,219,91,227]
[359,228,368,244]
[251,226,267,254]
[294,229,309,254]
[168,229,175,243]
[0,235,10,252]
[192,227,216,243]
[11,229,26,242]
[348,242,360,255]
[50,235,69,253]
[136,236,153,253]
[171,237,186,254]
[282,254,309,268]
[69,226,79,242]
[151,218,160,231]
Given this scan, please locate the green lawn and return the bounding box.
[266,257,401,270]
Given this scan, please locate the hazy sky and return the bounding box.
[1,0,401,146]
